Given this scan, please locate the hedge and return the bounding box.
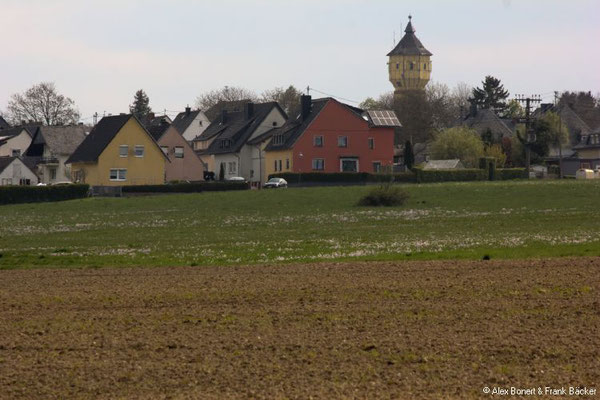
[268,172,416,184]
[495,168,528,180]
[121,181,250,193]
[0,184,90,205]
[414,168,487,183]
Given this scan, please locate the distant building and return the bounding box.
[195,102,287,185]
[387,15,432,100]
[171,107,210,143]
[0,126,36,157]
[422,159,464,170]
[24,125,87,184]
[460,107,516,142]
[146,117,206,182]
[0,157,38,186]
[0,116,10,131]
[265,96,400,179]
[67,115,167,186]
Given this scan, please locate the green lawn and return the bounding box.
[1,180,599,269]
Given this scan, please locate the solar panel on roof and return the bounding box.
[366,110,401,127]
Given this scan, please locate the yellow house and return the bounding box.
[67,114,167,186]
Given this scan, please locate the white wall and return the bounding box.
[0,130,32,157]
[181,112,210,142]
[0,158,38,185]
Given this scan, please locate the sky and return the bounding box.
[1,0,599,122]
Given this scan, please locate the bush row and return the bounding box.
[121,181,250,193]
[269,168,527,185]
[268,172,416,184]
[0,184,90,205]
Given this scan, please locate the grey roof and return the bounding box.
[423,159,464,170]
[146,119,171,141]
[172,110,202,134]
[461,109,515,139]
[387,17,432,57]
[0,116,10,130]
[25,125,87,157]
[199,102,286,155]
[573,126,600,150]
[204,100,251,122]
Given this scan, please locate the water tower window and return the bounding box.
[396,63,399,70]
[424,63,427,70]
[410,62,414,70]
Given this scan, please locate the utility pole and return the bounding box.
[515,94,541,176]
[93,112,98,125]
[554,91,564,179]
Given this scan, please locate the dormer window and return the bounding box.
[273,134,284,145]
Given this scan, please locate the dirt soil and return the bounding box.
[1,258,599,399]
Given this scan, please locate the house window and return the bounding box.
[134,145,144,157]
[119,145,128,157]
[174,146,184,158]
[314,135,323,147]
[228,162,236,174]
[160,146,168,155]
[340,158,359,172]
[49,168,57,180]
[19,178,31,186]
[109,168,127,181]
[272,121,278,127]
[278,160,282,172]
[338,136,348,148]
[1,178,12,185]
[410,62,414,70]
[11,149,21,157]
[199,121,203,126]
[274,160,278,171]
[222,139,231,148]
[312,158,324,171]
[373,162,382,173]
[368,138,374,149]
[286,159,290,170]
[273,135,284,145]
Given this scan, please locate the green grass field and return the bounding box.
[1,180,599,269]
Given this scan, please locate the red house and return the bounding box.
[265,96,399,176]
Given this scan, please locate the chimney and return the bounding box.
[469,101,478,118]
[220,109,227,124]
[185,106,191,116]
[301,95,312,120]
[244,102,254,119]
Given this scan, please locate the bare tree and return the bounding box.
[451,82,472,118]
[7,82,80,126]
[262,85,303,118]
[195,86,258,111]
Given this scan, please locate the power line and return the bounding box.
[307,87,362,104]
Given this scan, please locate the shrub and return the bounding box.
[357,184,409,207]
[121,182,249,193]
[0,184,90,205]
[430,126,485,167]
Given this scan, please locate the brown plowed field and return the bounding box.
[1,258,599,399]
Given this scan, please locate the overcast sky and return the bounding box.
[1,0,598,122]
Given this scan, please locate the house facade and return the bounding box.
[146,118,206,182]
[0,157,38,186]
[265,96,398,178]
[172,107,210,143]
[67,115,167,186]
[24,126,87,184]
[196,102,287,185]
[0,127,35,157]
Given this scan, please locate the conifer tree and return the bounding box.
[129,89,152,120]
[403,140,415,169]
[471,76,509,112]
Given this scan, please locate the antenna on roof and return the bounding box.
[306,86,310,95]
[393,30,396,47]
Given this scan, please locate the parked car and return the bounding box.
[50,181,74,186]
[264,177,288,188]
[227,176,246,182]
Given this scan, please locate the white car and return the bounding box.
[227,176,246,182]
[264,178,288,188]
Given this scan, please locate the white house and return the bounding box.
[0,127,35,157]
[24,125,88,184]
[195,102,287,186]
[0,157,38,186]
[172,107,210,143]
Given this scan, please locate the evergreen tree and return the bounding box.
[471,76,509,113]
[129,89,152,120]
[218,163,225,181]
[403,140,415,169]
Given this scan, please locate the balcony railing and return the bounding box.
[39,157,59,165]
